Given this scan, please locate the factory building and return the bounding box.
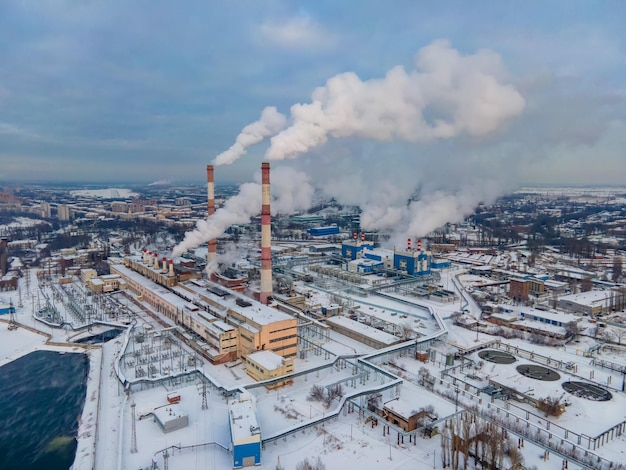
[340,236,432,276]
[245,350,294,388]
[326,316,402,349]
[181,280,298,358]
[341,231,374,260]
[307,225,340,237]
[393,239,432,276]
[229,394,262,468]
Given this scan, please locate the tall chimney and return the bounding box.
[162,257,167,273]
[206,165,217,265]
[169,259,175,277]
[154,253,159,269]
[407,238,411,251]
[260,162,272,304]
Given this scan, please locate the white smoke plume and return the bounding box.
[266,39,524,161]
[173,182,260,258]
[213,106,287,166]
[172,166,314,257]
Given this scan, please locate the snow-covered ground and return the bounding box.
[69,188,138,199]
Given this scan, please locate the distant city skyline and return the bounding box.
[1,1,625,186]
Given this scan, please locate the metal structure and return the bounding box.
[260,162,272,304]
[206,164,217,265]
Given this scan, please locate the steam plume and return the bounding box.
[213,106,287,166]
[172,166,313,257]
[266,39,524,160]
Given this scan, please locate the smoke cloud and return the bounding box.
[213,106,287,166]
[178,39,527,255]
[172,166,314,257]
[266,39,524,161]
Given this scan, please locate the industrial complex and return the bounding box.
[0,166,625,470]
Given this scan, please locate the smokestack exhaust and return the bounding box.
[207,165,217,265]
[260,162,272,304]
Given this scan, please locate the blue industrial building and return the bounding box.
[431,259,452,269]
[393,249,432,276]
[340,239,433,276]
[228,394,261,468]
[307,225,340,237]
[341,240,375,260]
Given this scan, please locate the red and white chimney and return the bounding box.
[162,257,167,273]
[353,231,357,242]
[417,239,422,252]
[169,259,175,277]
[142,249,147,263]
[260,162,272,304]
[154,253,159,269]
[361,232,365,243]
[407,238,411,251]
[206,165,217,265]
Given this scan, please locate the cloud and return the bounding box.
[259,15,336,50]
[266,39,525,161]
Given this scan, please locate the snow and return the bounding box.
[247,350,284,371]
[69,188,139,199]
[4,264,626,469]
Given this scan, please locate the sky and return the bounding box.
[1,0,625,187]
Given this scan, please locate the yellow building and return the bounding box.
[180,280,299,358]
[245,350,294,388]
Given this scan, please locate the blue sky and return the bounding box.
[1,0,625,186]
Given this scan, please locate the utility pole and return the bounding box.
[201,382,208,410]
[130,402,138,453]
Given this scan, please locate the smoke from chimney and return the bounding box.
[213,106,287,166]
[177,40,526,253]
[172,166,313,257]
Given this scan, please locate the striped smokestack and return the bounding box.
[260,162,272,304]
[206,165,217,265]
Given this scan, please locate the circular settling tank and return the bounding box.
[478,350,517,364]
[516,364,561,381]
[562,381,612,401]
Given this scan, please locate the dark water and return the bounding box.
[0,350,89,470]
[75,328,123,344]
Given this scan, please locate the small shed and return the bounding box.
[153,404,188,433]
[383,397,426,432]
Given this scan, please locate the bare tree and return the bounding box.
[613,256,623,283]
[398,321,414,340]
[537,396,564,417]
[296,457,326,470]
[308,385,325,402]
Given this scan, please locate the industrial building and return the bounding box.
[383,397,426,432]
[153,404,189,434]
[228,394,261,468]
[307,225,340,237]
[558,290,616,317]
[340,235,433,276]
[244,350,294,388]
[108,163,297,364]
[326,316,402,349]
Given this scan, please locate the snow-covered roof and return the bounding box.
[559,290,614,306]
[247,350,284,371]
[384,396,421,419]
[183,279,293,326]
[228,395,261,445]
[326,316,400,346]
